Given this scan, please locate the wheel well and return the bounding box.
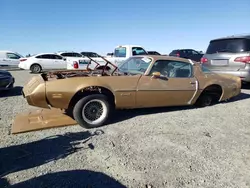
[200,84,223,102]
[67,86,115,110]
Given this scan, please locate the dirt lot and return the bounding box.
[1,70,250,188]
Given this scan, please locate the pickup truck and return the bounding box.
[68,45,148,70]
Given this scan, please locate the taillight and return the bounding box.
[20,58,27,62]
[200,57,208,63]
[234,56,250,64]
[176,53,180,57]
[73,61,79,69]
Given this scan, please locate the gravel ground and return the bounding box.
[1,70,250,188]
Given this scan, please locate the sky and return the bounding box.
[0,0,250,56]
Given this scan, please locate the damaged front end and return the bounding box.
[12,56,120,134]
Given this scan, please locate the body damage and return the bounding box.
[22,56,241,111]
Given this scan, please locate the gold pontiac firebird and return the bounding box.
[22,55,241,129]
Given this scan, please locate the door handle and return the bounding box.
[190,81,196,84]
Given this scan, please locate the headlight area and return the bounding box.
[22,81,50,109]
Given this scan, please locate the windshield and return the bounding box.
[118,56,152,74]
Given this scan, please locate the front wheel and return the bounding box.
[72,94,113,129]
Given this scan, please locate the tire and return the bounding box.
[72,94,113,129]
[195,94,213,107]
[30,64,42,73]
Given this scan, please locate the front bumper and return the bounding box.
[22,75,50,109]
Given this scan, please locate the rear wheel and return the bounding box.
[30,64,42,73]
[195,94,213,107]
[72,94,113,129]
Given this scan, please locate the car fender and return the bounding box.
[45,78,115,109]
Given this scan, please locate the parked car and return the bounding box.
[71,45,149,71]
[18,53,67,73]
[0,51,23,68]
[21,55,241,129]
[0,70,15,91]
[80,52,101,57]
[169,49,204,62]
[147,51,161,55]
[201,34,250,83]
[57,51,83,58]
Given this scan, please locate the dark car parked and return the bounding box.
[169,49,204,62]
[0,70,15,91]
[147,51,161,55]
[80,52,101,58]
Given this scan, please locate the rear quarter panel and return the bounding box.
[194,65,240,101]
[45,75,141,109]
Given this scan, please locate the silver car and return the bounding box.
[201,34,250,83]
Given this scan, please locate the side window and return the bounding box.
[72,53,82,57]
[6,53,21,59]
[191,50,199,55]
[36,54,51,59]
[81,53,87,57]
[149,60,193,78]
[132,47,147,56]
[53,55,63,60]
[61,53,71,57]
[114,47,126,57]
[167,61,193,78]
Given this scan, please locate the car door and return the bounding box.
[50,54,66,69]
[136,60,198,108]
[35,54,53,69]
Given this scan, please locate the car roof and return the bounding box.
[0,50,18,53]
[211,34,250,42]
[81,51,99,54]
[131,55,197,64]
[34,53,62,56]
[171,49,197,51]
[58,51,80,53]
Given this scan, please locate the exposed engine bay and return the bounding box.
[41,56,133,81]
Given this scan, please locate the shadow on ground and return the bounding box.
[228,92,250,102]
[1,170,126,188]
[242,83,250,89]
[110,92,250,124]
[0,86,23,98]
[0,130,103,179]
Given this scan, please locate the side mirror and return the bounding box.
[152,72,161,78]
[63,57,66,61]
[151,72,168,80]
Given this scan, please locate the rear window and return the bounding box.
[206,38,250,54]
